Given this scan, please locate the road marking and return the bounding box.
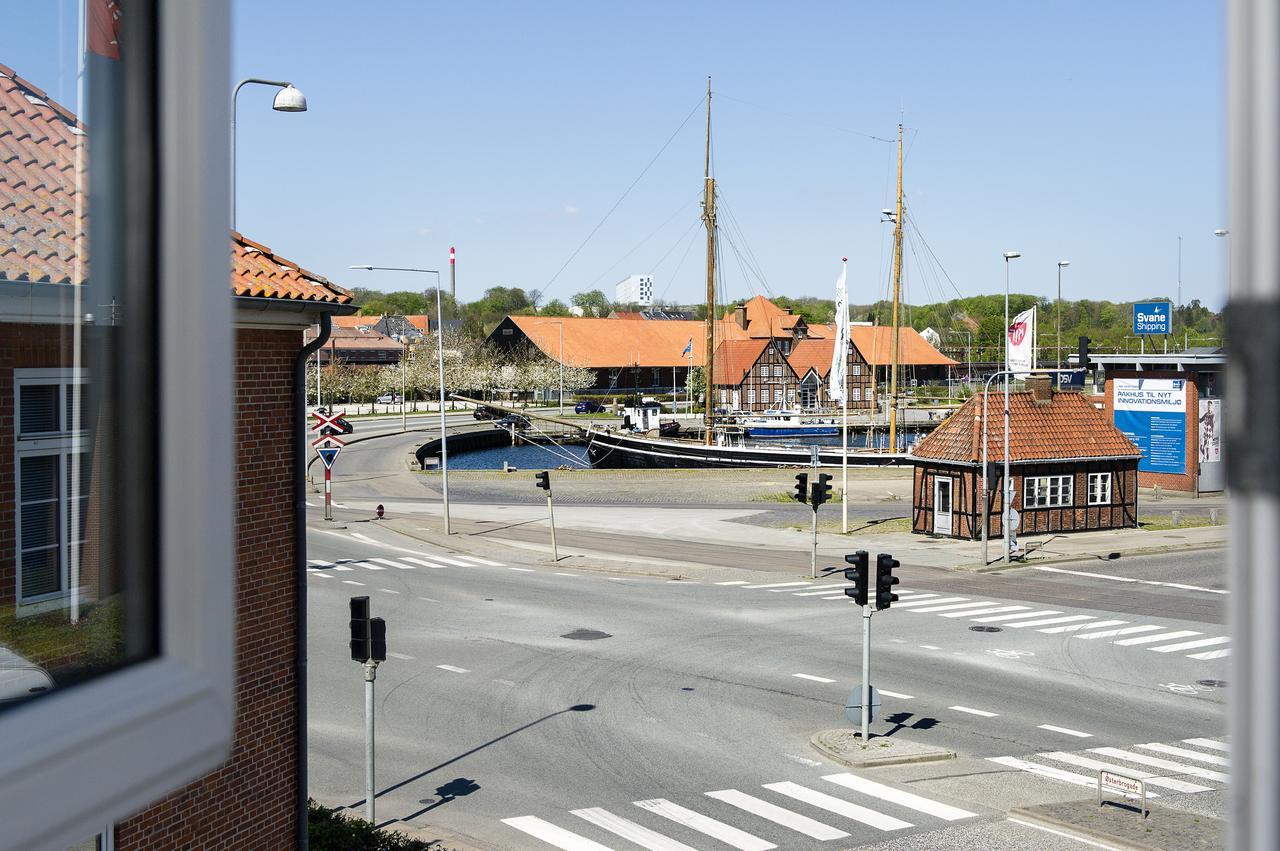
[1113,630,1201,646]
[308,559,333,567]
[892,596,968,609]
[1039,752,1209,793]
[1039,619,1127,634]
[413,552,473,567]
[1031,565,1229,595]
[1087,748,1229,783]
[634,799,776,850]
[371,558,416,570]
[793,673,836,683]
[311,572,333,578]
[987,756,1098,788]
[1135,743,1231,766]
[1189,649,1231,660]
[342,580,365,586]
[971,609,1062,623]
[1183,738,1229,752]
[784,754,823,767]
[1037,724,1092,738]
[820,595,849,600]
[455,555,504,566]
[762,781,912,831]
[305,501,317,507]
[919,644,942,650]
[906,601,1000,614]
[608,577,632,582]
[861,591,937,602]
[501,816,613,851]
[949,705,999,717]
[571,808,697,851]
[509,567,536,573]
[353,561,386,571]
[379,588,399,594]
[1150,636,1230,653]
[387,652,413,660]
[877,689,915,699]
[939,605,1029,618]
[706,790,849,841]
[1006,614,1096,628]
[436,665,470,674]
[1008,816,1135,849]
[822,773,977,821]
[1073,624,1162,640]
[330,565,356,572]
[716,581,749,586]
[403,557,449,569]
[743,581,810,590]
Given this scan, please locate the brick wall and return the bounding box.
[1103,372,1199,493]
[114,327,301,851]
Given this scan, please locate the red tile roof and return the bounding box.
[232,233,351,303]
[711,339,770,385]
[848,326,956,367]
[787,338,838,379]
[507,314,750,368]
[911,390,1139,464]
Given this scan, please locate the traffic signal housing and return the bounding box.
[1078,335,1092,372]
[875,553,900,610]
[535,470,551,491]
[349,596,371,662]
[794,473,809,504]
[843,550,869,606]
[811,473,833,507]
[370,617,387,662]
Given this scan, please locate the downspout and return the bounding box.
[295,312,331,849]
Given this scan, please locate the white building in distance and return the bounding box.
[615,274,654,307]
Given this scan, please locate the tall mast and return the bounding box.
[702,76,717,445]
[887,123,904,453]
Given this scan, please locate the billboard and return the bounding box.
[1132,301,1171,335]
[1199,399,1221,464]
[1113,378,1187,474]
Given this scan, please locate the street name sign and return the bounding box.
[1098,769,1148,817]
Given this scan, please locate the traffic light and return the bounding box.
[349,596,371,662]
[535,470,551,491]
[370,617,387,662]
[811,473,833,507]
[875,553,900,610]
[794,473,809,504]
[843,550,869,606]
[1078,336,1092,372]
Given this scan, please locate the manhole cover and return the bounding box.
[969,625,1003,633]
[562,629,612,641]
[1197,679,1228,688]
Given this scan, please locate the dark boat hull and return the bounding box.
[586,429,907,469]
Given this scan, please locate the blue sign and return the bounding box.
[317,445,341,470]
[1113,378,1186,474]
[1132,301,1171,335]
[1053,370,1084,389]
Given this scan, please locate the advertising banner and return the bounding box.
[1199,399,1221,463]
[1113,378,1187,474]
[1132,301,1171,335]
[1006,307,1036,376]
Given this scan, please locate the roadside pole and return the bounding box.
[536,471,557,561]
[810,507,819,580]
[861,603,872,742]
[349,597,386,824]
[809,473,833,580]
[325,465,332,521]
[364,660,377,823]
[311,409,345,522]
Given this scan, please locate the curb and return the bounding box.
[1007,808,1156,851]
[809,731,956,769]
[952,539,1228,573]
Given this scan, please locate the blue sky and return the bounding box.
[12,2,1228,308]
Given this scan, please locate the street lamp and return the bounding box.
[350,265,451,535]
[1215,229,1231,300]
[535,321,565,415]
[231,78,308,229]
[1056,261,1070,369]
[1002,250,1021,563]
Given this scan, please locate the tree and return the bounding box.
[541,299,571,316]
[571,289,611,318]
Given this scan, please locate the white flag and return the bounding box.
[828,260,849,402]
[1006,307,1036,377]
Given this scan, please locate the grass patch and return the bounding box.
[1138,514,1222,531]
[0,596,124,678]
[791,516,913,535]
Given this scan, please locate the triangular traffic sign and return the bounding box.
[317,445,341,470]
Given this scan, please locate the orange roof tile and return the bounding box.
[507,314,749,368]
[232,233,351,303]
[848,326,956,367]
[788,338,838,379]
[711,339,770,385]
[911,390,1139,464]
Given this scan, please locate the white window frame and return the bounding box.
[773,386,783,403]
[0,5,234,848]
[851,363,861,376]
[1088,472,1112,505]
[851,387,861,402]
[748,388,757,404]
[719,389,727,404]
[759,364,768,378]
[1024,474,1074,508]
[773,364,783,377]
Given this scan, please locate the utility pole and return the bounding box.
[887,124,904,454]
[702,76,717,446]
[535,471,557,561]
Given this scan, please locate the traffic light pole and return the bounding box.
[809,506,819,580]
[364,660,378,823]
[547,489,559,562]
[861,604,872,742]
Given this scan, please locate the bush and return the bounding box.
[308,800,438,851]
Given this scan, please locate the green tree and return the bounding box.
[541,299,571,316]
[571,289,611,317]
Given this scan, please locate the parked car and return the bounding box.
[376,393,402,404]
[473,404,503,420]
[574,399,606,414]
[315,407,353,436]
[495,414,531,431]
[0,648,54,707]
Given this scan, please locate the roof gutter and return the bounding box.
[235,293,358,315]
[916,454,1142,467]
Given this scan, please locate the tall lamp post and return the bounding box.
[1215,228,1231,305]
[350,266,450,534]
[536,321,565,415]
[1056,261,1070,369]
[1002,251,1021,563]
[231,78,307,229]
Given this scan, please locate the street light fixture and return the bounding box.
[1056,260,1071,369]
[1002,250,1021,563]
[349,265,451,535]
[231,78,308,229]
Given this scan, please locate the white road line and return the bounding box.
[342,580,365,586]
[1039,620,1127,634]
[387,652,414,661]
[436,665,470,674]
[716,581,749,586]
[986,756,1099,788]
[371,558,416,570]
[1007,817,1123,849]
[311,572,333,579]
[353,561,386,571]
[308,559,333,567]
[415,553,474,567]
[608,577,632,582]
[509,567,536,573]
[1087,748,1229,783]
[558,573,581,577]
[379,588,399,594]
[1039,752,1209,793]
[705,790,849,841]
[455,555,505,566]
[403,557,449,569]
[877,689,915,699]
[329,565,355,571]
[762,781,912,832]
[949,705,999,718]
[793,588,845,596]
[633,799,775,851]
[820,595,849,600]
[793,673,836,684]
[501,816,614,851]
[305,501,317,507]
[939,605,1030,618]
[417,597,438,603]
[1037,724,1092,738]
[892,596,968,609]
[919,644,942,650]
[571,808,697,851]
[1032,565,1229,595]
[1073,624,1162,640]
[822,773,976,821]
[743,581,811,590]
[971,609,1062,623]
[1006,615,1096,628]
[906,601,1000,614]
[863,591,939,602]
[1189,649,1231,660]
[1183,738,1230,752]
[1112,629,1201,646]
[1135,743,1231,767]
[1149,636,1231,653]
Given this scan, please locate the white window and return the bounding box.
[748,389,757,404]
[851,387,861,402]
[774,386,783,402]
[1024,474,1074,508]
[719,389,728,404]
[787,390,796,404]
[1088,472,1112,505]
[773,364,783,377]
[759,364,768,378]
[851,363,861,376]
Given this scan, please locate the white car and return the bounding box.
[376,393,402,404]
[0,647,54,706]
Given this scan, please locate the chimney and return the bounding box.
[735,303,748,329]
[1026,374,1053,404]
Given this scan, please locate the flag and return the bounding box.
[682,338,693,356]
[828,260,849,402]
[1006,307,1036,376]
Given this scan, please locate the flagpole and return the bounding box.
[839,258,850,533]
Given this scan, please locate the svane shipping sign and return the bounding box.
[1132,301,1171,335]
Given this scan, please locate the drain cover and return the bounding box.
[969,625,1003,633]
[562,628,612,641]
[1197,679,1228,688]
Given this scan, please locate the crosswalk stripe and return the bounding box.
[1113,630,1201,646]
[510,567,536,573]
[1149,636,1231,653]
[820,594,850,600]
[352,561,386,571]
[866,592,938,603]
[705,789,849,841]
[571,808,698,851]
[371,558,416,570]
[971,609,1062,623]
[892,596,968,609]
[1135,743,1231,767]
[743,582,811,590]
[939,605,1029,618]
[793,588,846,596]
[1087,748,1230,783]
[1006,614,1096,628]
[1183,738,1230,752]
[634,799,775,851]
[402,557,449,569]
[1074,624,1162,640]
[308,560,333,567]
[793,673,836,683]
[986,756,1099,788]
[1039,619,1127,634]
[414,553,473,566]
[1037,752,1206,793]
[906,601,999,614]
[949,705,998,718]
[342,580,365,586]
[1189,649,1231,660]
[1036,725,1092,738]
[311,572,333,578]
[436,665,470,674]
[716,581,749,586]
[331,565,355,571]
[502,816,614,851]
[762,781,912,831]
[455,554,505,566]
[822,773,977,821]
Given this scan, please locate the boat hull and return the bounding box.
[586,428,906,469]
[743,426,841,438]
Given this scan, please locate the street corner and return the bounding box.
[1009,798,1225,851]
[810,729,956,769]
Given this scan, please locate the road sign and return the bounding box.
[317,445,341,469]
[311,409,348,432]
[312,431,345,448]
[845,685,881,724]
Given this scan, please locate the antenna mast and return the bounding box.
[703,77,717,445]
[888,123,904,453]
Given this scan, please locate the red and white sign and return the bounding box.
[1006,307,1036,376]
[310,409,347,432]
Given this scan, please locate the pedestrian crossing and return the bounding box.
[988,736,1229,795]
[721,583,1230,662]
[502,772,978,850]
[306,552,502,576]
